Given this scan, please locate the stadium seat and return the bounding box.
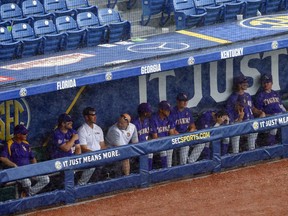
[0,3,32,24]
[107,0,118,8]
[0,25,21,59]
[263,0,283,13]
[43,0,76,18]
[194,0,224,25]
[141,0,172,26]
[243,0,263,18]
[215,0,245,21]
[98,8,131,43]
[11,22,43,57]
[173,0,207,30]
[65,0,98,14]
[76,11,107,46]
[55,15,85,50]
[22,0,54,21]
[34,19,66,52]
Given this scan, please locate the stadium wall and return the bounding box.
[1,49,288,147]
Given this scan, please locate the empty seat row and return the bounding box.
[0,8,131,60]
[0,0,97,24]
[141,0,287,30]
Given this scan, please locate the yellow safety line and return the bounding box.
[177,30,232,44]
[42,86,86,146]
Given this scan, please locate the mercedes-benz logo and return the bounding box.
[127,42,190,54]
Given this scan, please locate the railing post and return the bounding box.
[212,140,221,173]
[64,170,76,204]
[139,155,150,188]
[281,126,288,158]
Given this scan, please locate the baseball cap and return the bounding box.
[234,75,248,85]
[58,113,73,124]
[261,74,272,83]
[176,93,188,101]
[14,124,28,135]
[215,110,228,118]
[121,113,131,123]
[83,107,96,116]
[158,100,171,111]
[138,103,152,114]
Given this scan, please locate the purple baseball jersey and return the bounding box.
[149,113,175,138]
[1,139,35,166]
[255,90,286,115]
[51,128,80,159]
[132,117,150,142]
[195,110,215,130]
[170,106,195,133]
[226,92,254,123]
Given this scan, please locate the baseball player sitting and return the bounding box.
[0,125,50,197]
[255,74,287,145]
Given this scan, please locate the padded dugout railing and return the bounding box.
[1,113,288,215]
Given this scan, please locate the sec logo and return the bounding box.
[252,122,259,131]
[55,161,63,170]
[240,14,288,30]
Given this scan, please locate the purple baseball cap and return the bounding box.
[14,124,28,135]
[138,103,152,114]
[234,75,248,85]
[261,74,272,83]
[158,100,171,111]
[176,93,188,101]
[58,113,73,124]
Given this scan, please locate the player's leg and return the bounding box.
[122,159,130,175]
[17,178,32,196]
[166,149,173,167]
[231,136,240,153]
[247,133,258,150]
[221,137,230,156]
[160,151,167,168]
[187,143,205,163]
[30,175,50,195]
[78,168,95,185]
[179,146,189,165]
[267,129,277,145]
[148,153,153,170]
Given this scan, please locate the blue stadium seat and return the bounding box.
[263,0,283,13]
[107,0,118,8]
[43,0,76,18]
[194,0,224,24]
[215,0,245,21]
[65,0,98,14]
[0,25,21,59]
[173,0,207,30]
[55,15,85,50]
[243,0,263,18]
[34,19,66,53]
[77,11,107,46]
[98,8,131,43]
[22,0,54,21]
[141,0,172,26]
[0,3,31,24]
[11,22,43,57]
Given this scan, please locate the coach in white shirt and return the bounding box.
[77,107,106,185]
[105,113,139,175]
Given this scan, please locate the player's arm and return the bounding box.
[59,133,79,152]
[187,122,197,132]
[0,156,17,168]
[74,144,81,155]
[131,126,139,144]
[100,141,107,149]
[252,106,265,118]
